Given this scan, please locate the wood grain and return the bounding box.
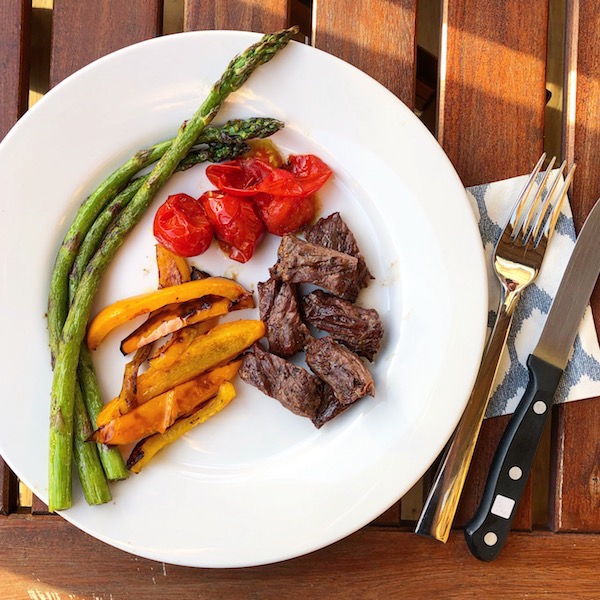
[50,0,163,87]
[0,0,30,140]
[184,0,291,32]
[550,0,600,533]
[312,0,417,108]
[1,518,599,599]
[438,0,549,186]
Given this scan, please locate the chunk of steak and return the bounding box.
[312,383,351,428]
[304,212,372,289]
[257,278,310,357]
[270,234,360,301]
[240,343,322,419]
[306,337,375,405]
[302,290,383,361]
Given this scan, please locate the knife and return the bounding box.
[464,196,600,561]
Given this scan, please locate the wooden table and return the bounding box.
[1,1,599,598]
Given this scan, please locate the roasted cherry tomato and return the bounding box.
[200,191,265,263]
[205,158,274,196]
[254,193,317,236]
[153,193,213,257]
[256,168,303,197]
[287,154,333,196]
[257,154,332,197]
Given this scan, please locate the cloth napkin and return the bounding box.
[466,173,600,418]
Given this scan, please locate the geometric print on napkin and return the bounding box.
[466,175,600,418]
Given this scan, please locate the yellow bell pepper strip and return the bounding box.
[86,277,253,350]
[127,381,236,473]
[91,360,241,446]
[119,296,233,355]
[96,319,264,426]
[146,318,219,372]
[156,244,191,287]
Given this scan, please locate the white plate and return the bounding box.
[0,31,487,567]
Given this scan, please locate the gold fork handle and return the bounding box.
[415,302,514,542]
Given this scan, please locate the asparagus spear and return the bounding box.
[73,381,112,505]
[48,26,298,511]
[77,345,129,482]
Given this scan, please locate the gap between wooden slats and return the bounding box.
[551,0,600,532]
[49,0,163,87]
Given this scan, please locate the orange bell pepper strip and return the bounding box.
[96,319,265,426]
[90,360,241,446]
[155,244,191,287]
[127,381,236,474]
[86,277,253,350]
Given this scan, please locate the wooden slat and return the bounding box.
[183,0,291,32]
[438,0,549,186]
[50,0,163,87]
[1,519,600,598]
[434,0,551,529]
[0,0,30,140]
[312,0,417,109]
[0,459,18,516]
[551,2,600,532]
[0,1,31,516]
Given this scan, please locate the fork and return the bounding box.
[415,154,576,542]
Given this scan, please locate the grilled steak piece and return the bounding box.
[304,212,372,290]
[302,290,383,361]
[312,383,351,428]
[270,234,360,301]
[306,337,375,405]
[240,343,323,419]
[258,278,310,357]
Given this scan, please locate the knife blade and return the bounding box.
[464,196,600,561]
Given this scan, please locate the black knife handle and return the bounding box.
[464,355,563,561]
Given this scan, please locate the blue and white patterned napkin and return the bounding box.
[466,173,600,418]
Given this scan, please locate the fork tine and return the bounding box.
[521,156,557,238]
[509,153,546,231]
[542,162,576,239]
[527,159,566,244]
[527,162,575,246]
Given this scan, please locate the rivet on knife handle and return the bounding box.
[464,355,562,561]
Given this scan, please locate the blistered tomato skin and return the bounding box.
[205,158,274,196]
[200,191,265,263]
[153,193,213,257]
[287,154,333,196]
[254,193,317,236]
